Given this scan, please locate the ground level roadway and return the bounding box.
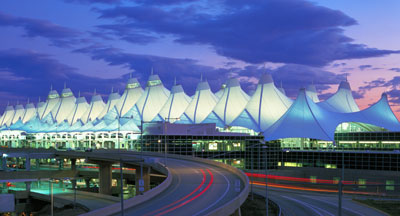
[253,185,387,216]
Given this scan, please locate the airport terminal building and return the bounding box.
[0,73,399,172]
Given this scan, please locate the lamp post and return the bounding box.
[336,141,344,216]
[163,117,180,167]
[262,145,268,216]
[120,158,124,216]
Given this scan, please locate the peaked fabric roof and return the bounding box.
[81,93,105,123]
[208,78,249,126]
[22,103,36,124]
[115,78,144,117]
[265,90,400,141]
[232,74,292,132]
[67,96,90,125]
[215,84,226,99]
[158,84,191,122]
[306,84,320,102]
[182,80,218,124]
[136,74,170,122]
[39,90,60,120]
[10,104,25,125]
[318,81,359,113]
[0,105,15,127]
[97,92,120,120]
[264,89,341,141]
[51,88,76,123]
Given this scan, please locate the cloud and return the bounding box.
[64,0,121,4]
[75,44,347,98]
[332,62,346,67]
[359,64,372,70]
[0,12,82,47]
[268,64,345,97]
[389,68,400,72]
[0,49,125,107]
[94,24,158,44]
[97,0,399,66]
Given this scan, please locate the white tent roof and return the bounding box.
[0,105,15,127]
[50,88,76,123]
[158,84,191,122]
[22,103,36,124]
[39,90,60,120]
[182,80,218,124]
[115,78,144,117]
[67,96,89,125]
[306,84,320,102]
[351,93,400,131]
[98,91,121,120]
[215,83,226,99]
[318,81,359,113]
[265,89,339,141]
[265,89,400,141]
[232,74,292,132]
[81,93,105,123]
[10,104,25,125]
[135,74,170,122]
[206,78,249,126]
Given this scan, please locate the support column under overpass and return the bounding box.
[135,166,151,194]
[98,162,113,195]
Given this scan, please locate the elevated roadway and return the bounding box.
[1,149,249,216]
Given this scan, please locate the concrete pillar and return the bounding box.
[36,159,40,170]
[1,157,7,170]
[25,156,31,171]
[71,159,76,171]
[99,163,112,195]
[58,159,64,170]
[16,157,20,169]
[136,166,151,194]
[25,181,31,192]
[85,178,91,189]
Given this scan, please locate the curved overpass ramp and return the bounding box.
[82,151,249,216]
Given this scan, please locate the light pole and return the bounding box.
[120,158,124,216]
[262,145,268,216]
[49,179,54,216]
[163,117,180,167]
[337,141,344,216]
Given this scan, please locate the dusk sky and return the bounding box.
[1,0,399,116]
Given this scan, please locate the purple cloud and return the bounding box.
[95,24,158,44]
[0,49,124,108]
[0,12,81,47]
[97,0,399,66]
[359,64,372,70]
[389,68,400,72]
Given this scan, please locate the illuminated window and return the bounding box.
[62,92,73,97]
[358,179,366,189]
[48,94,59,99]
[209,142,218,150]
[147,80,162,87]
[126,83,140,89]
[386,180,395,191]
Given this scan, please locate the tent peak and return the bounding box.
[226,78,240,87]
[339,81,351,90]
[259,73,273,84]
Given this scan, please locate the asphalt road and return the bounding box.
[114,155,244,216]
[253,185,387,216]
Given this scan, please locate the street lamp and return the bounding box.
[335,141,345,216]
[262,145,268,216]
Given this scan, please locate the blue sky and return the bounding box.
[0,0,399,115]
